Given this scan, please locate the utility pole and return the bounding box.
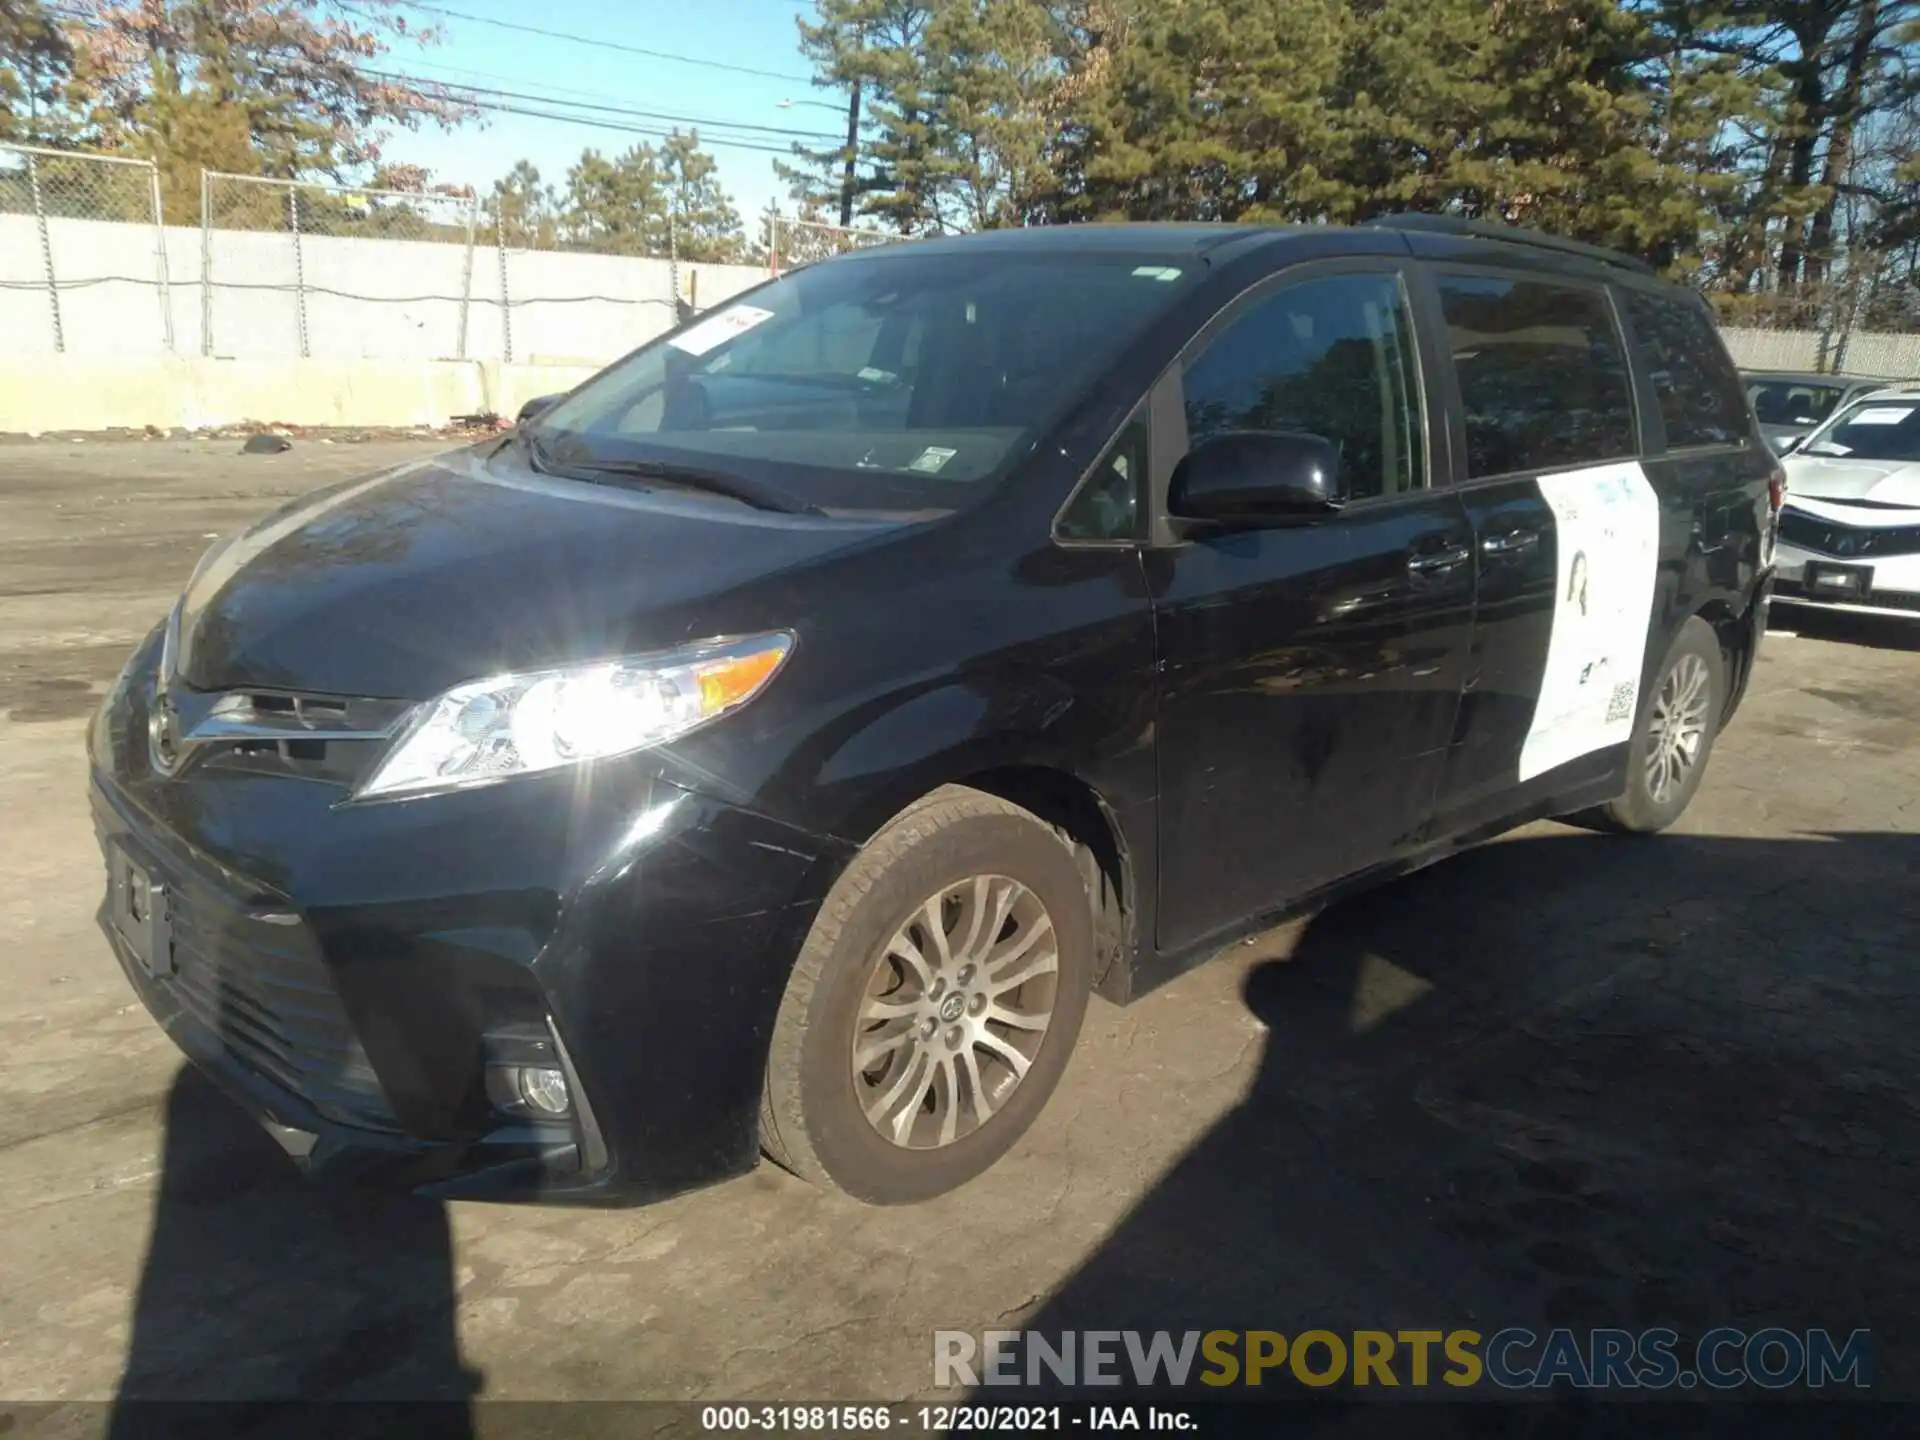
[838,77,862,227]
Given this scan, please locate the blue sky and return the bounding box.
[374,0,846,228]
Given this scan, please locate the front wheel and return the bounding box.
[1588,616,1727,833]
[760,786,1094,1204]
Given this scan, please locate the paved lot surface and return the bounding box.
[1,440,1917,1414]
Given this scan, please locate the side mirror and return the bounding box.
[1169,430,1346,525]
[516,393,564,426]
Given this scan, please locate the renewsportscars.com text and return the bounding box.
[934,1327,1872,1391]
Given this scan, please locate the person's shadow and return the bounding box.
[109,1066,481,1439]
[984,828,1920,1427]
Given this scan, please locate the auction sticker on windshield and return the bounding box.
[1519,460,1661,784]
[668,305,775,358]
[1847,406,1915,426]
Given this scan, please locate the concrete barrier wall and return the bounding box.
[0,213,769,363]
[0,355,603,433]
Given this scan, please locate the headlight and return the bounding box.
[355,633,793,801]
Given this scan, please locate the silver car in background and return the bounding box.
[1773,384,1920,620]
[1743,371,1893,454]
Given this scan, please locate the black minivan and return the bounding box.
[91,217,1780,1206]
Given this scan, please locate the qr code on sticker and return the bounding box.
[1605,682,1636,723]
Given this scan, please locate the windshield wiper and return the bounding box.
[539,450,824,516]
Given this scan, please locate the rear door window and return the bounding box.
[1623,290,1750,448]
[1436,274,1637,478]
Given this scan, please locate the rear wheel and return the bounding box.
[1587,616,1726,833]
[760,786,1094,1204]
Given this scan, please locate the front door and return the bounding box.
[1151,265,1476,954]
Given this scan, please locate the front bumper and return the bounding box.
[1773,540,1920,620]
[91,644,852,1203]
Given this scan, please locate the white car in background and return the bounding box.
[1773,384,1920,620]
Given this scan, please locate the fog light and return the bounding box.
[516,1065,571,1117]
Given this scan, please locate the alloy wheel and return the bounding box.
[852,875,1059,1150]
[1646,652,1711,804]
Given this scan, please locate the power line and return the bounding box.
[394,54,839,121]
[354,0,815,83]
[423,94,808,156]
[368,68,841,143]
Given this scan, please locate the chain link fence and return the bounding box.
[14,151,1911,378]
[201,172,479,359]
[0,143,173,353]
[766,214,911,274]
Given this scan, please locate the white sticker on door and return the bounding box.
[667,304,774,357]
[1519,460,1661,784]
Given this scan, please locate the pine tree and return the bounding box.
[486,159,559,250]
[924,0,1066,228]
[559,144,670,256]
[659,129,747,262]
[0,0,74,143]
[1054,0,1354,223]
[786,0,944,233]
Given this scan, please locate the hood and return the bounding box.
[1781,455,1920,510]
[172,444,900,698]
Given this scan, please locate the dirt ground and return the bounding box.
[1,439,1916,1417]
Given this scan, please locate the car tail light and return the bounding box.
[1768,462,1787,513]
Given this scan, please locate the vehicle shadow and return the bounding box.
[109,1066,481,1438]
[1769,605,1920,653]
[978,828,1920,1423]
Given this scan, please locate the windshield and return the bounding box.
[1746,379,1845,429]
[529,249,1200,513]
[1801,398,1920,462]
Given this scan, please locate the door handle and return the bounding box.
[1481,528,1540,559]
[1406,544,1471,575]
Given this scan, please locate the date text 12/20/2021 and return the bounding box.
[699,1405,1193,1433]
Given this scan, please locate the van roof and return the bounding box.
[854,223,1294,259]
[835,217,1665,284]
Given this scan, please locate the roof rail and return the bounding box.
[1363,213,1658,277]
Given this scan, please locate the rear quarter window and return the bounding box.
[1623,290,1749,448]
[1436,274,1637,479]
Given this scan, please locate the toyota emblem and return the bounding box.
[148,690,183,775]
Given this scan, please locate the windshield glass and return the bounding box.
[1747,379,1845,429]
[529,249,1200,513]
[1801,399,1920,462]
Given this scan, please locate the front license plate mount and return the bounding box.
[1803,561,1873,600]
[110,847,174,977]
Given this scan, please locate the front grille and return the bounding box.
[148,852,399,1132]
[1778,509,1920,559]
[160,685,412,788]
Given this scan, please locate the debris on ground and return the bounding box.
[240,433,293,455]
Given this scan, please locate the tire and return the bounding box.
[760,785,1094,1204]
[1586,616,1727,833]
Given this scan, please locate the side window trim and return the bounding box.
[1161,257,1435,518]
[1425,261,1642,484]
[1605,281,1663,458]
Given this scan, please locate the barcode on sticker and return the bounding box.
[1605,682,1636,723]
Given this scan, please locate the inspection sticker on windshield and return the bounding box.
[668,304,774,357]
[1849,406,1915,426]
[1520,460,1661,784]
[1132,266,1183,281]
[907,446,958,474]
